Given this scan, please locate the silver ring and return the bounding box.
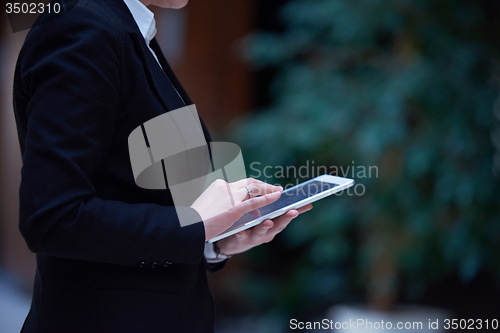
[244,186,252,199]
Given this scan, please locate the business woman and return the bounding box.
[12,0,312,331]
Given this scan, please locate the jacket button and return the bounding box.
[162,261,172,268]
[150,261,160,269]
[137,261,148,268]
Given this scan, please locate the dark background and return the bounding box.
[1,0,499,332]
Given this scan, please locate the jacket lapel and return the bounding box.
[149,38,213,143]
[128,31,187,112]
[149,38,193,105]
[102,0,212,142]
[103,0,187,112]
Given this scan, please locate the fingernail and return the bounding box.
[268,191,280,198]
[278,186,283,192]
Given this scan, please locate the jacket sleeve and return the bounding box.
[14,6,206,267]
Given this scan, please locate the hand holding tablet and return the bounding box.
[208,174,354,243]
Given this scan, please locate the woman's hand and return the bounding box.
[216,204,313,256]
[191,178,283,241]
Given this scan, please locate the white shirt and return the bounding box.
[122,0,224,262]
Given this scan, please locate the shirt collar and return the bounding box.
[122,0,157,45]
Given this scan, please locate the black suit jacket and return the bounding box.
[13,0,224,332]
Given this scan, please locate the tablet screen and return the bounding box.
[225,180,339,232]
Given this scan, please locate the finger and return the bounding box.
[246,205,310,240]
[249,218,280,243]
[224,190,282,223]
[236,183,282,202]
[230,177,259,188]
[251,220,274,238]
[228,178,276,202]
[260,219,274,228]
[277,209,299,223]
[248,182,282,197]
[235,218,272,239]
[235,229,249,238]
[246,210,298,243]
[296,204,313,214]
[267,210,298,233]
[203,191,282,237]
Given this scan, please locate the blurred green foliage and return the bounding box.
[230,0,500,318]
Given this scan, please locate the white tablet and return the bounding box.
[207,174,354,243]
